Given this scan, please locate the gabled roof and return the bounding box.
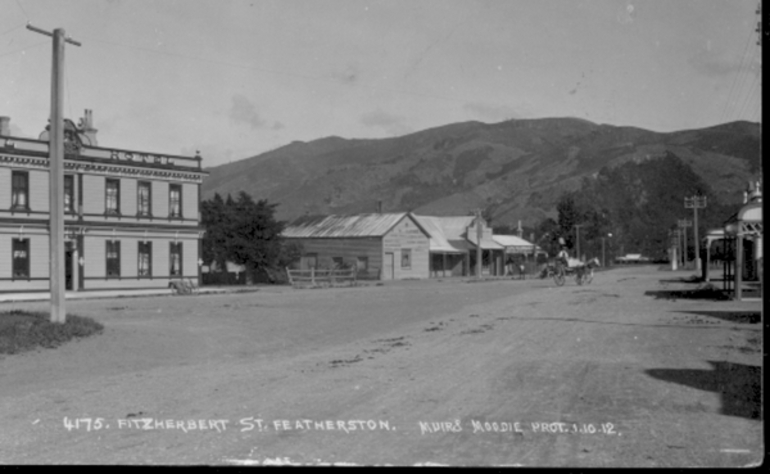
[413,215,502,251]
[282,212,429,239]
[412,216,469,253]
[466,231,504,250]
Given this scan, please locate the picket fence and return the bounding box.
[285,267,359,288]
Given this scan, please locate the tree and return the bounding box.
[200,191,301,284]
[538,152,729,261]
[200,193,229,271]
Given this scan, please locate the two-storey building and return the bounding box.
[0,111,207,293]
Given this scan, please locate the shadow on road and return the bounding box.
[644,288,731,301]
[658,278,701,285]
[646,361,762,420]
[497,315,736,329]
[675,310,761,325]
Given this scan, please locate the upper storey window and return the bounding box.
[11,171,29,210]
[137,181,152,217]
[169,184,182,218]
[105,178,120,215]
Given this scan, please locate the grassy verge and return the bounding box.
[0,310,104,356]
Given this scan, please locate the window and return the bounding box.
[64,175,74,214]
[106,240,121,277]
[332,257,344,268]
[12,238,30,279]
[11,171,29,210]
[169,184,182,218]
[105,179,120,215]
[137,181,152,217]
[138,241,152,277]
[170,242,183,277]
[356,256,369,272]
[401,249,412,269]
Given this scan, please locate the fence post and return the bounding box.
[285,267,294,286]
[311,267,315,286]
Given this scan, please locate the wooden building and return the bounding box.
[493,234,547,274]
[0,112,207,293]
[281,212,430,280]
[412,215,505,277]
[722,181,762,300]
[411,215,469,277]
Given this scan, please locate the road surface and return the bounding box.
[0,266,762,466]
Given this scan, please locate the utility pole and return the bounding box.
[475,209,483,279]
[574,224,584,261]
[757,3,763,181]
[602,232,612,268]
[684,196,707,272]
[669,229,678,270]
[27,24,81,324]
[677,219,692,267]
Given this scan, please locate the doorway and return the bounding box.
[383,252,394,280]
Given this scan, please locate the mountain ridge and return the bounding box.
[201,117,760,227]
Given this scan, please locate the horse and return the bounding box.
[580,257,601,284]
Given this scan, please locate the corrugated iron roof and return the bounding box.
[465,232,504,250]
[492,235,545,254]
[282,212,424,238]
[412,216,468,253]
[413,215,503,251]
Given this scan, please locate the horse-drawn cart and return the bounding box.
[540,258,600,286]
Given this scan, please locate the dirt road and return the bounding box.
[0,267,762,466]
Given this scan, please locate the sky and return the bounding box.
[0,0,762,168]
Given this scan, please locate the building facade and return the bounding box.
[282,213,430,280]
[412,215,505,277]
[0,112,207,293]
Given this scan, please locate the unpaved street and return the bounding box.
[0,267,762,467]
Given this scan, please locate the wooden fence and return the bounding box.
[286,267,358,288]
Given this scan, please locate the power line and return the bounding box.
[719,27,756,124]
[731,41,761,121]
[0,39,47,59]
[14,0,30,22]
[736,68,760,121]
[0,23,26,39]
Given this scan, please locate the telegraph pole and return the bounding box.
[684,196,707,272]
[677,219,692,267]
[475,209,483,279]
[574,224,584,261]
[757,3,763,180]
[27,24,81,324]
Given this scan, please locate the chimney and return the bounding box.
[0,116,10,137]
[377,200,382,213]
[80,109,98,146]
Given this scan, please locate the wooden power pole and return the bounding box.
[27,25,81,323]
[574,224,584,261]
[684,196,707,272]
[475,209,483,279]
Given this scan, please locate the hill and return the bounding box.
[201,118,760,226]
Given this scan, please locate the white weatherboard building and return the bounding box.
[0,112,207,293]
